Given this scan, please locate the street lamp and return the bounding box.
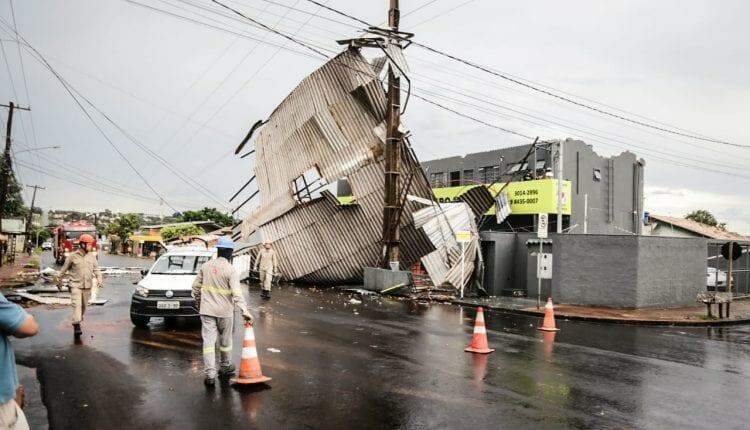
[15,145,61,154]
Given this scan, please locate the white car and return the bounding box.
[130,247,214,327]
[707,267,727,290]
[41,241,53,251]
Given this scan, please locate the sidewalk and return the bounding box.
[452,296,750,326]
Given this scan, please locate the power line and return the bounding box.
[409,0,476,28]
[2,22,237,211]
[210,0,329,58]
[120,0,322,60]
[8,0,45,189]
[0,20,180,212]
[155,0,284,157]
[301,0,744,148]
[13,160,204,207]
[172,0,331,168]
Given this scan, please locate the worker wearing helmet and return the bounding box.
[57,233,102,338]
[192,236,253,387]
[253,241,278,300]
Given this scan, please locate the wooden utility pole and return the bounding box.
[25,185,45,245]
[382,0,402,269]
[0,102,31,266]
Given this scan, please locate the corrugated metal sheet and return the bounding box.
[240,48,440,283]
[413,202,479,289]
[458,186,495,219]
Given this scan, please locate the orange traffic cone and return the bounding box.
[465,307,495,354]
[231,323,272,386]
[538,298,560,332]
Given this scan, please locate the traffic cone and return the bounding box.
[231,323,272,386]
[465,307,495,354]
[538,298,560,332]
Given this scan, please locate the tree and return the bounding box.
[160,224,205,242]
[180,207,233,227]
[3,173,27,218]
[685,210,722,228]
[104,213,143,253]
[31,226,52,246]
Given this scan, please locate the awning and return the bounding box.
[129,234,162,243]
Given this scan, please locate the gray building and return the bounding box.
[480,231,706,308]
[420,138,646,236]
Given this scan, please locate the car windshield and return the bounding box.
[150,255,210,275]
[65,231,95,240]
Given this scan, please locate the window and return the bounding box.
[463,169,474,184]
[449,171,461,187]
[430,172,445,187]
[593,168,602,182]
[65,231,96,240]
[292,166,328,203]
[535,160,546,170]
[479,165,501,183]
[507,162,529,174]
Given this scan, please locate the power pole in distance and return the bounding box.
[382,0,402,269]
[25,185,44,245]
[0,102,31,266]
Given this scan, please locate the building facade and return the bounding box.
[420,138,645,236]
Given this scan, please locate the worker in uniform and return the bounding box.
[253,241,278,300]
[192,237,253,387]
[57,234,102,338]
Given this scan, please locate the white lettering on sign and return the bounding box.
[538,213,548,239]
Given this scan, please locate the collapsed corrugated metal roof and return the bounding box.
[238,48,480,287]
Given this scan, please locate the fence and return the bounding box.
[707,240,750,298]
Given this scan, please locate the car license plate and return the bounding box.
[157,301,179,310]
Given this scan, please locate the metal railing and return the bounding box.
[707,240,750,298]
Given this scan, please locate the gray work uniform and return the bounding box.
[59,250,102,325]
[191,257,249,378]
[254,248,278,292]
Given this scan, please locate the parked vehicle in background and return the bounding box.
[53,221,98,264]
[130,246,214,327]
[707,267,727,291]
[41,240,53,251]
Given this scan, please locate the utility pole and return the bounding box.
[25,185,44,245]
[0,102,31,266]
[382,0,402,270]
[556,139,564,234]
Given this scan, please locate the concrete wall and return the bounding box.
[550,234,640,307]
[635,236,706,307]
[480,233,706,308]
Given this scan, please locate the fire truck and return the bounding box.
[53,221,98,264]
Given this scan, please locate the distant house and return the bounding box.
[0,218,27,253]
[129,220,222,257]
[644,214,747,240]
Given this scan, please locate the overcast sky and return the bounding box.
[1,0,748,233]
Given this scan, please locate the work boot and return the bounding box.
[73,324,82,338]
[262,290,271,300]
[219,364,236,378]
[204,377,215,387]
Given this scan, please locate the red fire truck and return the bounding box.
[53,221,98,264]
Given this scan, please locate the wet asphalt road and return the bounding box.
[12,252,750,429]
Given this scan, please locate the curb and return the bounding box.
[451,299,750,327]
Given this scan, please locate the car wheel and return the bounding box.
[130,313,150,328]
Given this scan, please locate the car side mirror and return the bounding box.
[140,269,148,277]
